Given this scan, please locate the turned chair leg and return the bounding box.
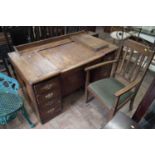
[21,106,35,128]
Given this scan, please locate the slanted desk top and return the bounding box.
[9,31,118,85]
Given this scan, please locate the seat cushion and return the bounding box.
[88,78,134,109]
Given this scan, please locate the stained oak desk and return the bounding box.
[9,31,118,123]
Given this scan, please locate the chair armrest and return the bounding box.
[115,79,141,97]
[85,60,118,72]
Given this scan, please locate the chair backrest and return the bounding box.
[116,39,154,83]
[0,73,19,94]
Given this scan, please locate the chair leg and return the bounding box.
[21,106,35,128]
[85,89,94,103]
[85,88,89,103]
[129,95,136,111]
[107,109,115,122]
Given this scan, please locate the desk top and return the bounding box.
[9,31,118,84]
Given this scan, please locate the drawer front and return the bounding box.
[34,77,60,95]
[36,90,61,104]
[39,104,62,124]
[33,76,62,123]
[38,98,61,111]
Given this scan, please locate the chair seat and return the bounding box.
[0,92,23,124]
[88,78,134,109]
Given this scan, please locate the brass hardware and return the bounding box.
[43,84,54,90]
[130,125,135,129]
[45,101,54,106]
[144,48,147,52]
[45,92,54,99]
[47,108,55,114]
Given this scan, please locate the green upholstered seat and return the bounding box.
[89,78,134,109]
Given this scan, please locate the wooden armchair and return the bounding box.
[85,39,154,121]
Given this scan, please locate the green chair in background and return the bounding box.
[0,72,35,128]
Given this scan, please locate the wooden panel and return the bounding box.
[39,42,103,71]
[18,38,72,54]
[39,103,62,124]
[61,67,85,97]
[124,39,151,56]
[38,98,61,111]
[16,31,85,51]
[71,33,108,51]
[8,52,60,84]
[34,77,60,95]
[36,90,61,104]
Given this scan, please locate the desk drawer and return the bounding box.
[39,103,62,124]
[36,90,61,104]
[38,98,61,111]
[34,77,60,95]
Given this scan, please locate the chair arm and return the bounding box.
[85,60,118,72]
[114,79,141,97]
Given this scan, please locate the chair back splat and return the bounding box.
[117,39,154,83]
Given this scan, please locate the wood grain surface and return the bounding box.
[9,31,117,84]
[71,33,108,51]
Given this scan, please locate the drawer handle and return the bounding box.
[45,101,54,106]
[47,108,55,114]
[45,93,54,99]
[45,99,61,106]
[43,84,54,90]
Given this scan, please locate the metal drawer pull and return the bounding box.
[45,99,61,106]
[47,108,55,114]
[43,84,53,90]
[45,93,54,99]
[46,101,54,105]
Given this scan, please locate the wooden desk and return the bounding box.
[9,31,118,123]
